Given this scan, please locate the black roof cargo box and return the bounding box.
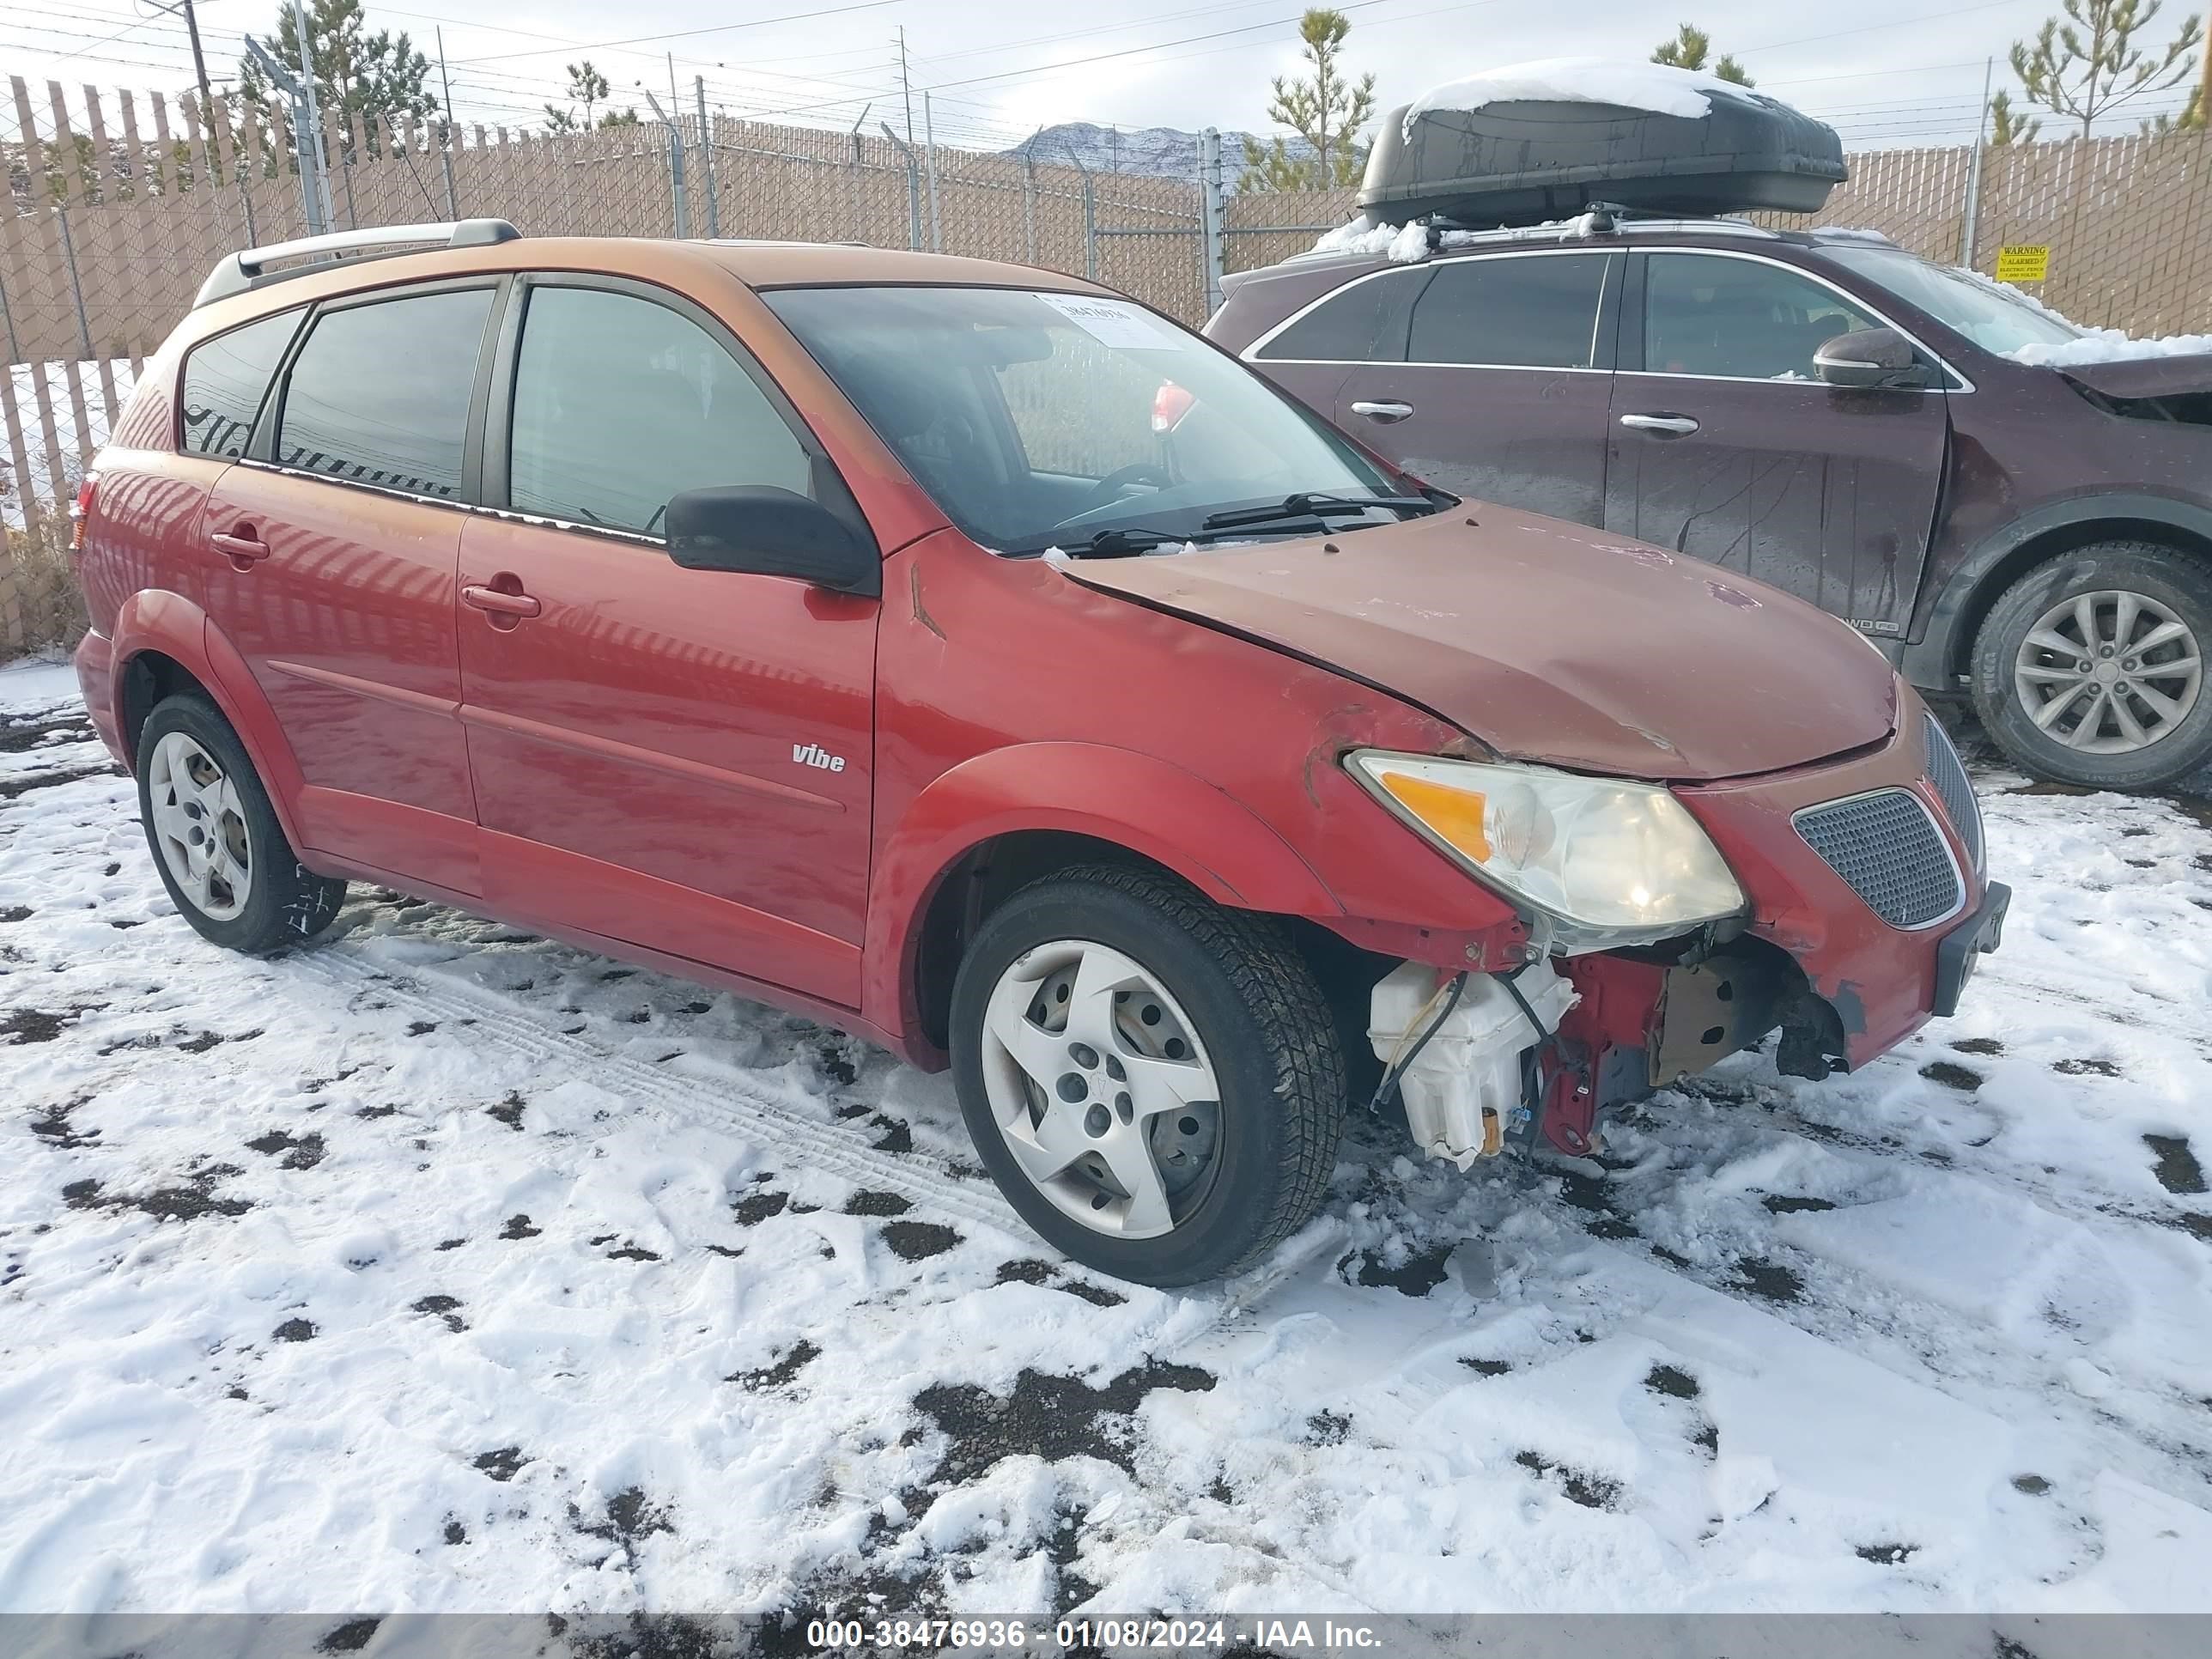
[1360,59,1845,228]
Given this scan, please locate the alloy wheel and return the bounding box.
[976,939,1223,1239]
[2012,589,2203,755]
[147,731,254,921]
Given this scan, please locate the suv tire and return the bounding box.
[136,692,347,953]
[1970,543,2212,791]
[949,864,1346,1286]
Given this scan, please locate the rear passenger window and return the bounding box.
[276,288,494,500]
[1407,254,1614,368]
[179,307,301,459]
[1255,272,1413,362]
[506,285,812,537]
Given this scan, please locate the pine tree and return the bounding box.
[2010,0,2203,136]
[1650,23,1755,87]
[1238,9,1376,191]
[237,0,437,134]
[1988,88,2045,143]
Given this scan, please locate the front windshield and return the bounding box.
[763,285,1412,554]
[1824,246,2082,355]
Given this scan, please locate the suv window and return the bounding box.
[1255,271,1413,362]
[1643,252,1883,381]
[507,284,812,536]
[180,307,301,459]
[1407,254,1613,368]
[276,287,493,500]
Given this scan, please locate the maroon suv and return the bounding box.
[1212,220,2212,793]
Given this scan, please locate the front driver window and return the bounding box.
[1643,253,1883,382]
[507,285,812,537]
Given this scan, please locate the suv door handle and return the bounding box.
[1350,399,1415,423]
[1619,412,1701,436]
[209,527,270,562]
[462,583,542,620]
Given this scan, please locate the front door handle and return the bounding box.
[210,527,270,562]
[1350,399,1415,424]
[1619,412,1701,436]
[461,583,542,620]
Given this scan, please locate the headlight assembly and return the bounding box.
[1347,750,1747,951]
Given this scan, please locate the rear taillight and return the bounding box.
[69,472,98,553]
[1151,381,1195,434]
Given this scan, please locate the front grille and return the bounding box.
[1795,788,1964,929]
[1922,712,1984,872]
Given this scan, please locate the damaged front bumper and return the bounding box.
[1369,711,2004,1163]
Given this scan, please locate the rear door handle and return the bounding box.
[210,528,270,562]
[1619,412,1701,436]
[1350,399,1415,424]
[461,584,542,620]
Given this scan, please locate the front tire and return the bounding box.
[949,864,1346,1287]
[1970,544,2212,791]
[136,692,347,953]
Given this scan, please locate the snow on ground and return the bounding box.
[3,656,2211,1620]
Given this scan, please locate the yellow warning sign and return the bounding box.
[1996,244,2051,283]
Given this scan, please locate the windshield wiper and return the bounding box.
[1030,526,1190,559]
[1200,492,1437,532]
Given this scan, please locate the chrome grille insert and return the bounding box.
[1794,788,1965,930]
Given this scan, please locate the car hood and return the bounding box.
[1065,506,1898,781]
[2058,352,2212,400]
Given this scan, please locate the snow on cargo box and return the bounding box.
[1359,56,1846,228]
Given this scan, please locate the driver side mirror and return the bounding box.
[1814,327,1935,391]
[665,486,881,597]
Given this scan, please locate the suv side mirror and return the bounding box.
[664,486,881,597]
[1814,327,1934,391]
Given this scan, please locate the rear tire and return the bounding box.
[136,692,347,953]
[949,864,1345,1287]
[1970,543,2212,791]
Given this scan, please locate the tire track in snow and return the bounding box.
[1513,1169,2212,1508]
[286,944,1030,1239]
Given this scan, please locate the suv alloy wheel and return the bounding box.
[1971,544,2212,791]
[949,864,1346,1286]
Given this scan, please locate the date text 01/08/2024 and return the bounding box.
[801,1617,1388,1651]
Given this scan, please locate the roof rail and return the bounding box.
[192,219,522,309]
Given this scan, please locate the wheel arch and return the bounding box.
[110,592,310,852]
[863,743,1346,1066]
[1905,496,2212,687]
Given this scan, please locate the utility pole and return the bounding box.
[897,27,915,146]
[695,75,720,238]
[245,32,326,234]
[435,26,459,219]
[643,87,688,237]
[922,88,941,252]
[289,0,336,231]
[2198,31,2211,126]
[1962,56,1993,269]
[161,0,250,237]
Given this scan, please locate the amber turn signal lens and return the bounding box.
[1376,771,1491,863]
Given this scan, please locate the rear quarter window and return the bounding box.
[179,307,302,459]
[1255,271,1413,362]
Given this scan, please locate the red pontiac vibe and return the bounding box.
[70,223,2007,1285]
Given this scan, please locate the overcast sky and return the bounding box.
[5,0,2205,154]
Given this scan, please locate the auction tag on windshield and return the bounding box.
[1036,292,1181,349]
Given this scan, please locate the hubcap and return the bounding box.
[148,732,253,921]
[2014,590,2202,755]
[978,939,1221,1240]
